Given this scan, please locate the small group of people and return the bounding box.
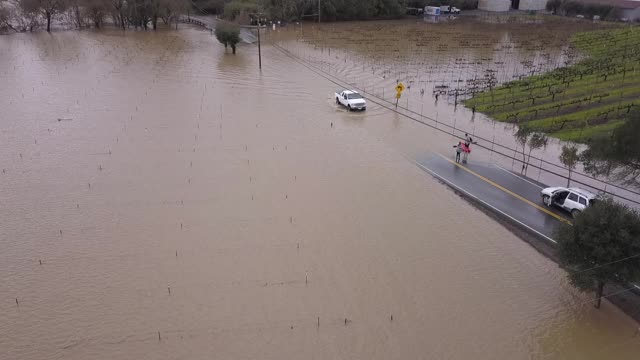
[453,133,474,163]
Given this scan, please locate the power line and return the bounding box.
[271,42,640,206]
[272,41,640,277]
[571,253,640,275]
[273,31,640,200]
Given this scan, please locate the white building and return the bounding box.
[478,0,511,11]
[478,0,546,11]
[519,0,548,10]
[479,0,640,14]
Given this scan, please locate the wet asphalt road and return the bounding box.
[415,153,574,243]
[415,153,640,293]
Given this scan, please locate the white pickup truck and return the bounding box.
[335,90,366,111]
[440,5,461,14]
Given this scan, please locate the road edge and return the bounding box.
[421,164,640,324]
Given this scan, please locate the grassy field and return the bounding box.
[464,26,640,142]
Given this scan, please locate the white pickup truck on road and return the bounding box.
[335,90,367,111]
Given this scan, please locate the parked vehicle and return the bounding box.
[540,187,598,218]
[406,7,424,16]
[440,5,461,14]
[335,90,366,111]
[425,6,441,16]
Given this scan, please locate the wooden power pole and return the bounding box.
[257,25,261,70]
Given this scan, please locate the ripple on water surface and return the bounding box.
[0,25,639,360]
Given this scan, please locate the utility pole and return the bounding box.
[318,0,321,23]
[257,25,261,70]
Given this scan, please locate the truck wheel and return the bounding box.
[347,105,352,112]
[542,195,550,206]
[336,98,339,105]
[571,209,580,219]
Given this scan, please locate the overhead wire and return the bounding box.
[270,40,640,206]
[270,38,640,302]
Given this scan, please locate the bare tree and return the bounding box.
[86,0,108,28]
[149,0,159,29]
[514,126,532,174]
[17,0,42,31]
[20,0,67,32]
[111,0,126,29]
[0,3,11,31]
[159,0,171,24]
[158,0,189,26]
[128,0,153,29]
[67,0,85,28]
[560,145,579,187]
[526,132,549,175]
[515,126,549,175]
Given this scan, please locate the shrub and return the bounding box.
[556,199,640,309]
[546,0,562,14]
[215,22,241,54]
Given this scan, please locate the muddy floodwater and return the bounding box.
[2,18,640,359]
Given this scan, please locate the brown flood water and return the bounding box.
[271,16,639,204]
[1,21,640,359]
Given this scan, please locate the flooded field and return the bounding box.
[1,19,640,359]
[270,16,640,205]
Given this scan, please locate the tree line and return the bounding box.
[1,0,484,33]
[556,196,640,310]
[1,0,190,32]
[190,0,480,19]
[558,108,640,189]
[492,94,640,312]
[217,0,409,22]
[545,0,622,21]
[555,109,639,312]
[407,0,477,10]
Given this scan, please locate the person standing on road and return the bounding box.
[464,133,473,147]
[462,143,471,163]
[453,142,463,163]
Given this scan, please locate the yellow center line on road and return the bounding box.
[438,154,572,225]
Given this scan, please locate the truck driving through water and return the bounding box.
[335,90,367,111]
